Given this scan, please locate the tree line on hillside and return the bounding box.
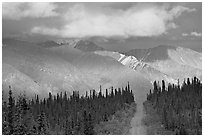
[2,83,135,135]
[146,77,202,135]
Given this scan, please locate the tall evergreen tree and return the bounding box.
[8,86,14,135]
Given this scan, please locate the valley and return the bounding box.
[2,38,202,135]
[2,2,202,135]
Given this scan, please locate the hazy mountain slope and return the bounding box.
[148,60,202,81]
[38,40,61,48]
[95,45,202,83]
[74,40,104,52]
[3,38,200,99]
[125,45,176,62]
[56,39,80,47]
[3,38,39,48]
[146,46,202,80]
[48,45,83,62]
[2,63,41,99]
[56,39,104,52]
[168,47,201,69]
[73,52,123,73]
[3,39,151,98]
[72,52,124,90]
[3,39,92,97]
[72,52,152,93]
[125,45,201,70]
[95,51,176,84]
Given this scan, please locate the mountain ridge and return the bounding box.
[56,39,104,52]
[95,45,202,84]
[2,38,202,98]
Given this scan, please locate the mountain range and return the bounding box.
[2,38,202,99]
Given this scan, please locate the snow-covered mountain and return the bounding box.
[95,51,177,84]
[2,39,152,99]
[95,45,202,84]
[2,38,201,99]
[72,51,152,95]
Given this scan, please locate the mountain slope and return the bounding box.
[3,39,91,97]
[3,38,201,99]
[145,46,202,80]
[125,45,177,62]
[95,51,177,84]
[125,45,201,70]
[72,52,152,93]
[2,63,41,99]
[74,40,104,52]
[48,45,83,62]
[3,39,151,99]
[38,40,61,48]
[95,45,202,84]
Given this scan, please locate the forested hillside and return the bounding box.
[2,83,135,135]
[144,77,202,134]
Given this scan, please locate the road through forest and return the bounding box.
[129,94,147,134]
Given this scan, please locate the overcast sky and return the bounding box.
[2,2,202,52]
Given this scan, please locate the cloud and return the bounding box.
[191,32,202,37]
[32,27,60,36]
[169,5,196,18]
[31,3,196,38]
[182,31,202,37]
[3,2,58,20]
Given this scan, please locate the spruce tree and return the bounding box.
[8,86,14,134]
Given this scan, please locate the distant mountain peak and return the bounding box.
[55,39,81,46]
[55,39,104,52]
[74,40,104,52]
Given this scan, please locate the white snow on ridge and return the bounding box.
[118,54,125,62]
[95,45,202,84]
[121,56,137,65]
[94,51,177,84]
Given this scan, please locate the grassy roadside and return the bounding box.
[142,101,175,135]
[94,103,136,135]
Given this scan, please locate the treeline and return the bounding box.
[146,77,202,134]
[2,83,135,135]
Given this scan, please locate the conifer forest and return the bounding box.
[2,1,202,135]
[145,77,202,134]
[2,83,135,135]
[2,77,203,135]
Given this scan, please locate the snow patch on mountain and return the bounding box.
[95,51,177,84]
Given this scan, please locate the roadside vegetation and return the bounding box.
[94,102,136,135]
